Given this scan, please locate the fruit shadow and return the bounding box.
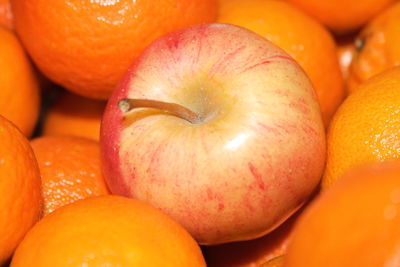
[201,185,322,267]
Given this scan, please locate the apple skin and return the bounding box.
[100,23,326,245]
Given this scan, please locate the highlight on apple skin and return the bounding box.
[100,23,326,245]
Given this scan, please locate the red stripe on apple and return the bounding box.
[100,23,326,245]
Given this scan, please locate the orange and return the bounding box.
[285,0,396,34]
[284,161,400,267]
[218,0,345,128]
[11,0,218,99]
[202,210,298,267]
[0,0,12,30]
[323,66,400,189]
[42,91,106,141]
[11,195,206,266]
[30,136,109,216]
[0,115,42,264]
[0,26,40,137]
[347,2,400,93]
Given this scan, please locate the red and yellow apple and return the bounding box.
[100,23,326,245]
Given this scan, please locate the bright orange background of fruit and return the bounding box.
[218,0,345,127]
[323,67,400,189]
[11,196,206,266]
[285,161,400,267]
[0,26,40,137]
[0,115,42,264]
[10,0,218,99]
[31,136,109,216]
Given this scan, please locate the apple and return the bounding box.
[100,23,326,245]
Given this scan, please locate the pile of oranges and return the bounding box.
[1,0,400,266]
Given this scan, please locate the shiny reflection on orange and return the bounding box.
[0,0,12,30]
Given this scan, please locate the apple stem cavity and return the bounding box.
[118,98,201,124]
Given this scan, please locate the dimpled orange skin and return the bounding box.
[347,2,400,94]
[10,196,207,267]
[0,26,40,137]
[0,0,12,30]
[42,91,106,141]
[285,0,396,34]
[284,161,400,267]
[218,0,345,128]
[0,115,42,264]
[30,136,109,216]
[323,67,400,189]
[10,0,218,99]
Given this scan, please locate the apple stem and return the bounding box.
[118,98,201,124]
